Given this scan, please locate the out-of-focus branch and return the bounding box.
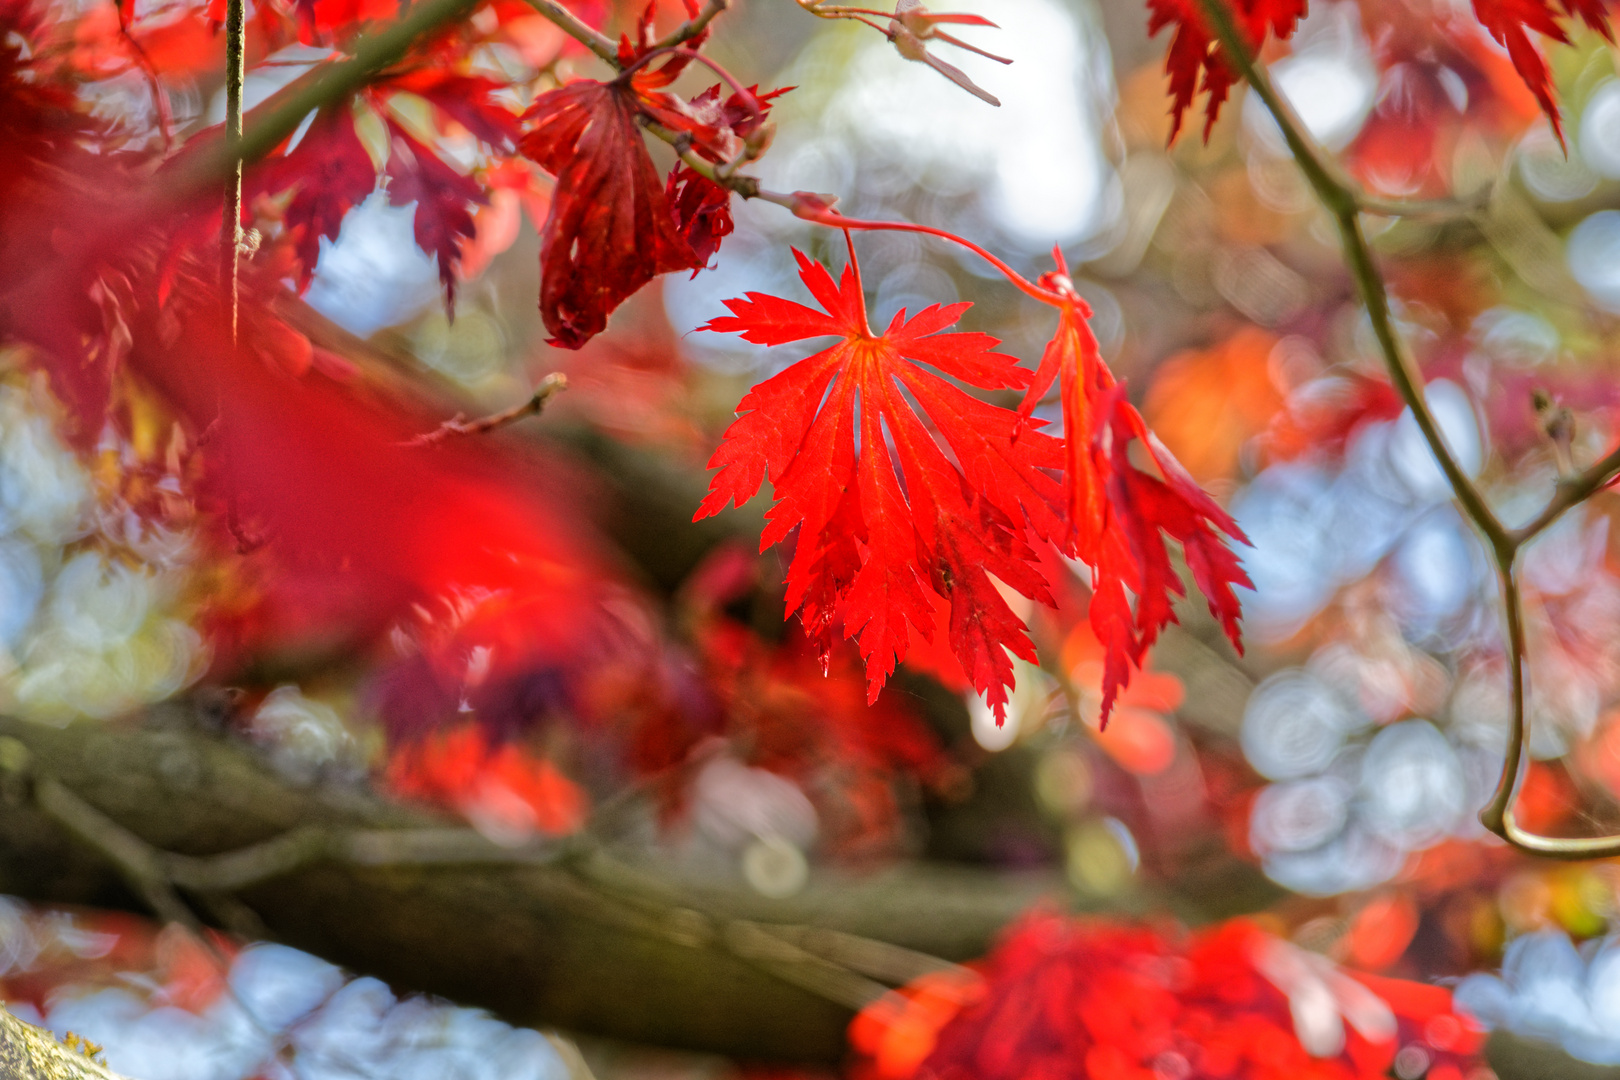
[1193,0,1620,858]
[168,0,481,201]
[410,373,570,446]
[0,713,1062,1059]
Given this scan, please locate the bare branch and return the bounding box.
[1188,0,1620,858]
[410,372,570,446]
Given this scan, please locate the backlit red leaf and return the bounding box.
[1020,253,1250,725]
[695,245,1064,721]
[1469,0,1611,145]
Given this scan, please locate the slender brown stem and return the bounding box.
[410,372,569,445]
[221,0,246,345]
[1196,0,1620,857]
[1510,443,1620,543]
[652,0,729,49]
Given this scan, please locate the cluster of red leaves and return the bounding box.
[247,69,523,308]
[850,912,1485,1080]
[519,11,787,346]
[0,0,646,756]
[697,244,1249,725]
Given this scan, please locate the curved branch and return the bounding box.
[1189,0,1620,857]
[1192,0,1510,558]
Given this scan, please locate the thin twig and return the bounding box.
[651,0,729,50]
[1196,0,1620,857]
[1510,443,1620,543]
[410,372,569,446]
[1358,190,1493,219]
[222,0,246,344]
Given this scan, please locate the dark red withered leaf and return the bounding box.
[519,78,700,348]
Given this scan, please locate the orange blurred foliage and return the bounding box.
[1143,328,1284,482]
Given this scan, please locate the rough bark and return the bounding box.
[0,1009,129,1080]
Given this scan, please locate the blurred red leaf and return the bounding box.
[852,912,1485,1080]
[386,69,522,151]
[253,106,378,291]
[387,722,588,838]
[384,119,485,308]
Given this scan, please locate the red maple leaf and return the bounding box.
[694,241,1065,721]
[253,106,377,291]
[1469,0,1611,145]
[519,76,701,348]
[384,120,485,308]
[1147,0,1306,142]
[1019,253,1250,725]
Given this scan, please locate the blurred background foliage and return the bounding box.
[19,0,1620,1073]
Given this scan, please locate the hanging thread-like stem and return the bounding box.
[221,0,246,345]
